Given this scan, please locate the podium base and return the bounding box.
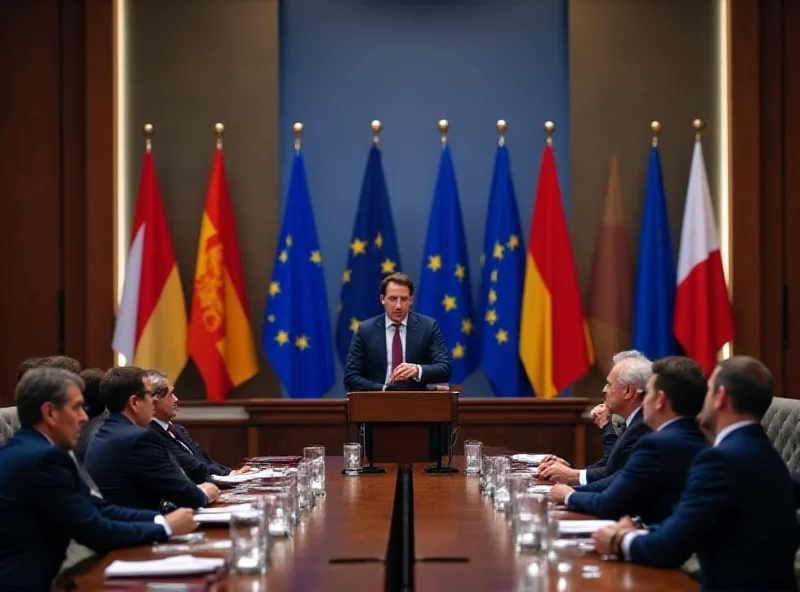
[357,466,386,474]
[424,465,459,475]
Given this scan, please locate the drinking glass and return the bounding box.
[304,445,326,497]
[229,509,268,573]
[464,440,483,476]
[512,492,548,552]
[343,442,362,475]
[296,460,315,510]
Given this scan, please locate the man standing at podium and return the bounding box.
[344,273,452,392]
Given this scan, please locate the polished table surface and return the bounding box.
[71,457,699,591]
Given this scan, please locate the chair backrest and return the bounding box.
[0,406,20,447]
[762,397,800,473]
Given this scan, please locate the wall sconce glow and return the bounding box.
[717,0,732,361]
[114,0,129,367]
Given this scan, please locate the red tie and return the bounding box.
[391,323,403,372]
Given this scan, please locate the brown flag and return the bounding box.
[588,156,633,376]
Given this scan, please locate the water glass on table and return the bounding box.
[464,440,483,476]
[512,492,549,553]
[303,445,326,496]
[296,460,315,510]
[343,442,362,475]
[230,508,269,574]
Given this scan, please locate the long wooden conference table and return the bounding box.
[70,458,699,591]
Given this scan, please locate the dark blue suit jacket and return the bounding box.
[85,413,208,510]
[344,312,451,392]
[629,423,800,591]
[0,428,166,591]
[584,407,652,483]
[568,417,708,524]
[149,420,231,484]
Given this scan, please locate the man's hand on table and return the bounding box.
[592,516,637,556]
[164,508,198,535]
[199,482,220,504]
[232,465,255,474]
[538,454,570,468]
[549,484,574,505]
[538,462,580,485]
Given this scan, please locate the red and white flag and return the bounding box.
[674,140,735,375]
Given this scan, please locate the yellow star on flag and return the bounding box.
[267,315,276,323]
[295,335,310,351]
[452,342,465,359]
[442,294,457,312]
[349,318,360,332]
[381,258,396,274]
[454,264,466,282]
[269,281,281,297]
[461,318,474,335]
[350,238,367,256]
[275,330,289,346]
[485,309,498,325]
[285,235,293,247]
[342,269,352,284]
[493,241,505,260]
[427,254,442,272]
[507,234,520,250]
[309,250,322,265]
[480,253,486,267]
[495,329,509,344]
[374,233,384,249]
[488,289,498,305]
[490,270,498,283]
[279,249,288,263]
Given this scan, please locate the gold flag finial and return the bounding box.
[651,120,662,147]
[438,119,449,146]
[693,118,705,141]
[293,122,304,150]
[371,120,382,147]
[544,121,555,147]
[497,119,508,146]
[143,123,154,153]
[214,123,225,149]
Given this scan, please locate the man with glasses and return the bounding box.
[540,353,653,485]
[147,369,250,483]
[84,367,218,510]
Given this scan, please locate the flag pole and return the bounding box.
[214,122,225,150]
[544,120,555,147]
[371,119,382,148]
[496,119,507,146]
[651,120,662,147]
[438,119,449,148]
[293,122,303,150]
[693,118,705,141]
[143,123,153,153]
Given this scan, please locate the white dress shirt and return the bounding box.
[620,419,759,559]
[383,314,422,387]
[578,406,642,486]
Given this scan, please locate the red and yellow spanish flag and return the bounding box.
[188,146,258,401]
[112,146,188,380]
[519,144,593,398]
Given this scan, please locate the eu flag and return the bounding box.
[262,148,335,398]
[335,142,402,367]
[478,142,528,397]
[633,145,677,359]
[417,143,477,384]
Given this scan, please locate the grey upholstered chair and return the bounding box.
[0,406,19,447]
[762,397,800,473]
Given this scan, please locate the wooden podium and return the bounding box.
[347,390,458,473]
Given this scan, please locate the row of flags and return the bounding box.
[113,122,734,401]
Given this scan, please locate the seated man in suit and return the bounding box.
[344,272,451,393]
[549,356,709,525]
[147,369,249,483]
[540,355,652,485]
[0,367,196,592]
[74,367,107,462]
[594,356,800,592]
[84,367,219,511]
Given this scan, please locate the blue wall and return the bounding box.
[279,0,570,397]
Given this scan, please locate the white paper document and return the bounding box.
[528,485,552,494]
[104,554,225,577]
[511,454,548,465]
[196,503,252,514]
[558,519,616,536]
[211,468,291,484]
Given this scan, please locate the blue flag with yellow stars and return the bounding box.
[417,143,478,384]
[477,141,529,397]
[262,148,335,398]
[335,143,402,367]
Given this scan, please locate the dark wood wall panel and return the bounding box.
[178,399,593,469]
[0,1,64,404]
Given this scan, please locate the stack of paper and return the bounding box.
[105,555,225,577]
[557,520,615,536]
